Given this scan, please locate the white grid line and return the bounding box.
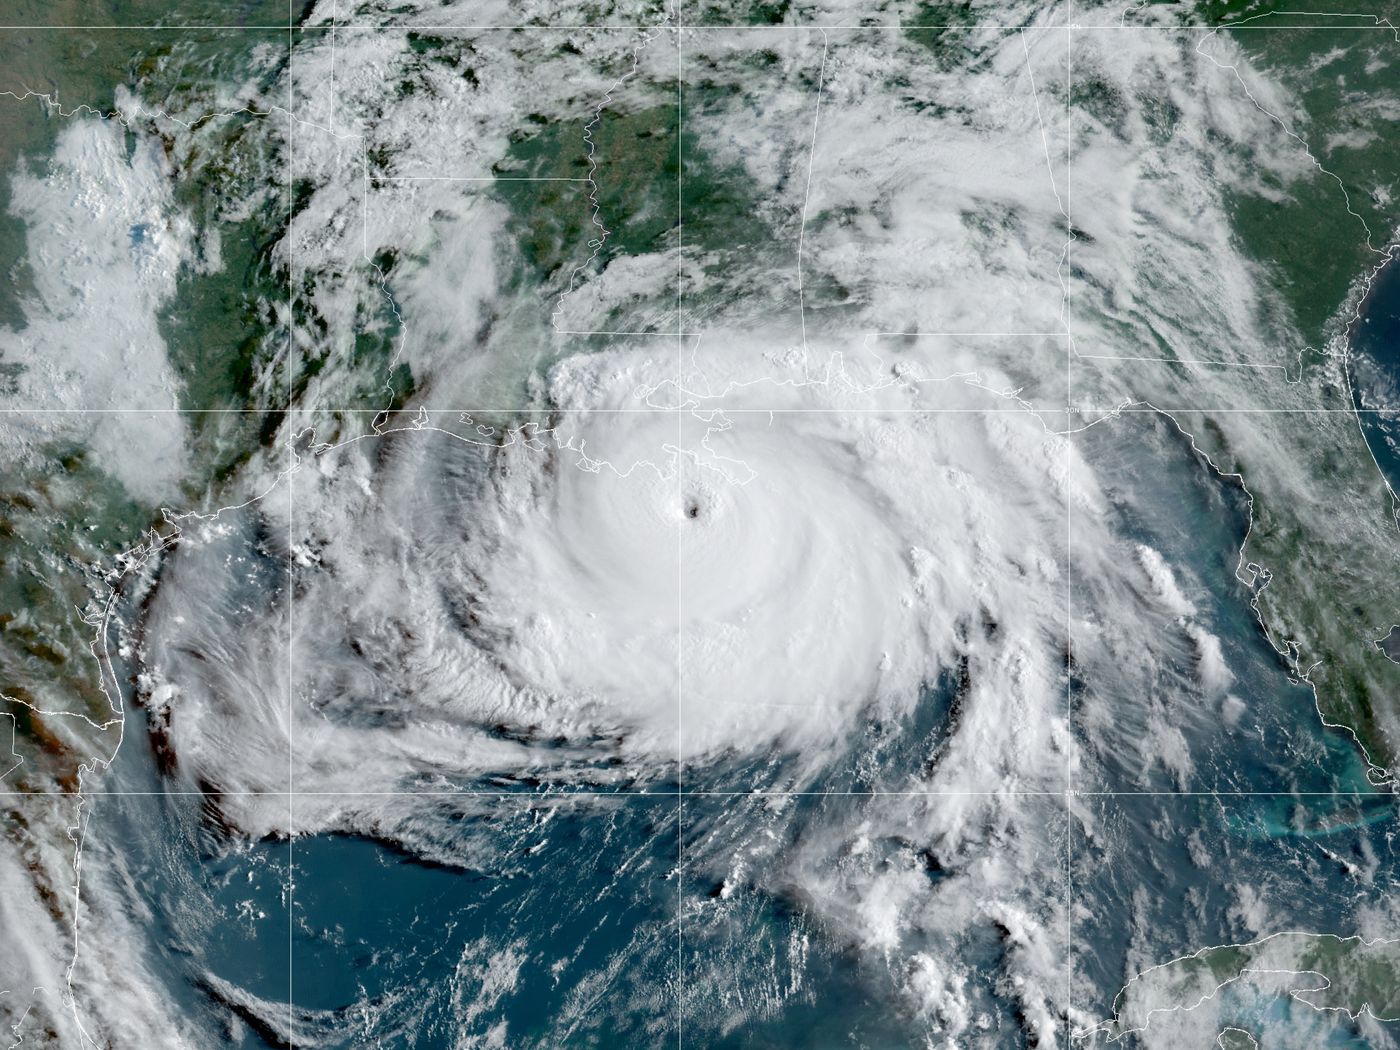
[5,16,1389,1049]
[675,9,685,1047]
[3,407,1392,414]
[1,22,1393,30]
[550,328,1069,334]
[1064,9,1075,1043]
[286,1,297,1043]
[376,175,589,182]
[4,789,1384,797]
[796,29,829,355]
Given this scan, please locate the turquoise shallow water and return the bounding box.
[2,6,1396,1044]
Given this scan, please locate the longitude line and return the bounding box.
[1064,8,1075,1046]
[286,2,296,1045]
[675,10,685,1050]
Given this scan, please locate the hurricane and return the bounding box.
[2,1,1399,1048]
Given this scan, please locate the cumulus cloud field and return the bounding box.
[0,1,1398,1046]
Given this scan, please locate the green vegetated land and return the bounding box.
[1219,28,1398,353]
[0,404,278,789]
[1103,933,1400,1041]
[493,89,771,320]
[1124,0,1400,28]
[0,441,143,789]
[1178,18,1400,775]
[497,102,681,286]
[0,26,290,417]
[0,28,292,788]
[1202,0,1400,26]
[0,0,294,27]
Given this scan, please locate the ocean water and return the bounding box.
[1074,411,1382,799]
[75,399,1400,1049]
[88,747,682,1047]
[9,9,1398,1046]
[1354,259,1400,496]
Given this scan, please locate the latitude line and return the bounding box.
[547,328,1068,335]
[2,22,1392,30]
[13,19,1394,1050]
[376,175,590,182]
[4,407,1396,413]
[6,789,1387,798]
[0,23,1391,1050]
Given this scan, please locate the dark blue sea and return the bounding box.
[80,389,1400,1048]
